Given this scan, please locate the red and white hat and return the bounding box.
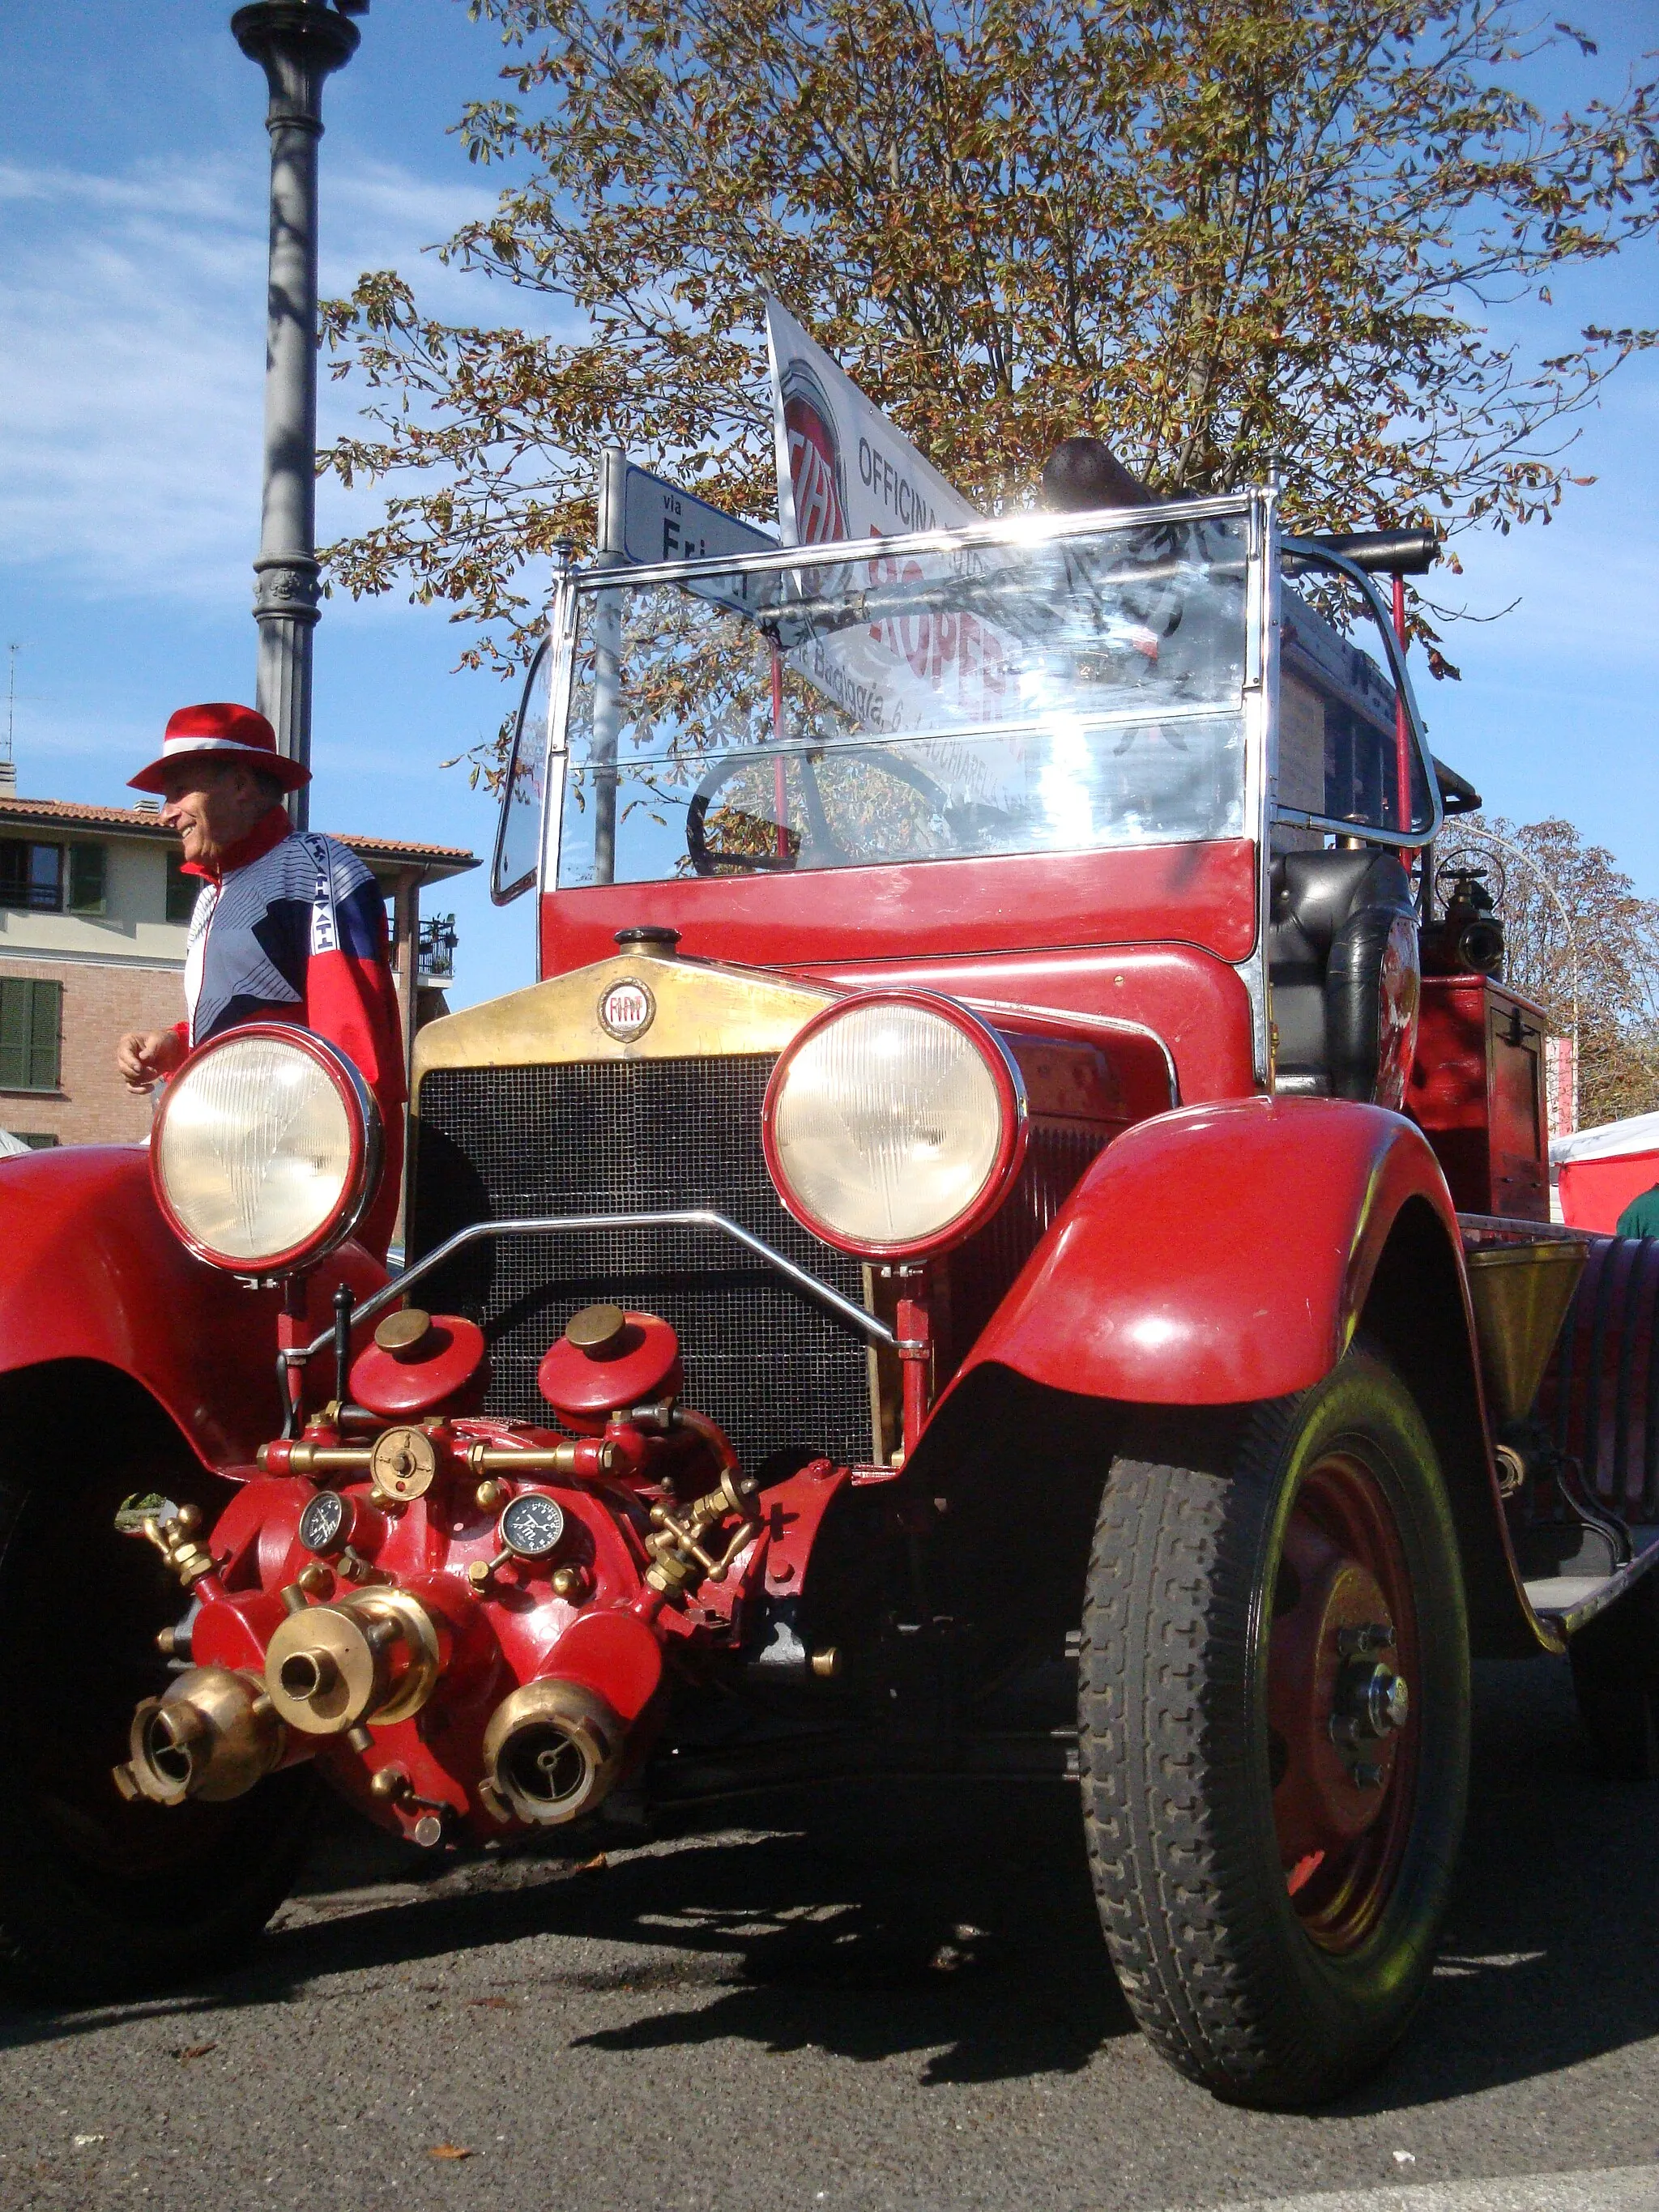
[128,701,311,795]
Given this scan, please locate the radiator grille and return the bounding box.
[411,1057,873,1468]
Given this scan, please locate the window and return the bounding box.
[0,978,62,1091]
[11,1132,58,1149]
[67,843,106,915]
[165,852,198,923]
[0,842,63,913]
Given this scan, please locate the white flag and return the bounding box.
[763,297,1011,742]
[764,296,981,547]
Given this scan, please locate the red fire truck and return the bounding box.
[0,479,1653,2109]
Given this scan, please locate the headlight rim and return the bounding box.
[761,989,1027,1261]
[150,1022,382,1276]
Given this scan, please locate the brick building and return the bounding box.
[0,793,476,1149]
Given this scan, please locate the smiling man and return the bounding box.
[113,701,406,1256]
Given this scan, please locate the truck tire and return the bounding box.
[0,1375,316,1996]
[1079,1347,1470,2107]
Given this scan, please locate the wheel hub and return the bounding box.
[1265,1451,1422,1951]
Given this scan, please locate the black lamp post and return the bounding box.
[231,0,365,828]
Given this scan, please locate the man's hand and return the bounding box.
[116,1029,186,1094]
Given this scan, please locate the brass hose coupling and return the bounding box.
[115,1666,286,1807]
[263,1586,443,1736]
[643,1467,761,1598]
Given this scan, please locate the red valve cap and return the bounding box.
[350,1311,489,1420]
[537,1306,682,1433]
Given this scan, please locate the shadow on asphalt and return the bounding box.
[4,1653,1657,2103]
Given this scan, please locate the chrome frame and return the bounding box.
[534,490,1264,901]
[1274,534,1444,851]
[295,1207,910,1372]
[496,492,1445,1102]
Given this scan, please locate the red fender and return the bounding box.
[0,1145,387,1469]
[952,1097,1464,1407]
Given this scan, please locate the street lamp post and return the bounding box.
[231,0,365,829]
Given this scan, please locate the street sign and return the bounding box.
[621,465,774,567]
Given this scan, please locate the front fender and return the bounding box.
[954,1097,1461,1406]
[0,1145,387,1469]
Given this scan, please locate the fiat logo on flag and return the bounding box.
[597,977,655,1042]
[782,361,847,545]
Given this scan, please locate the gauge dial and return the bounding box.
[499,1491,565,1561]
[299,1490,348,1557]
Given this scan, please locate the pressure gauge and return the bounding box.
[498,1492,565,1562]
[299,1490,349,1557]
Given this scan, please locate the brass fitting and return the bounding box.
[369,1426,440,1505]
[479,1677,626,1826]
[115,1667,286,1807]
[259,1442,373,1474]
[642,1467,761,1599]
[465,1439,617,1479]
[131,1503,218,1591]
[263,1587,442,1737]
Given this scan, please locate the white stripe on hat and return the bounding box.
[161,735,274,757]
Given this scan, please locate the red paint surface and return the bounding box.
[542,838,1259,975]
[949,1097,1461,1406]
[801,945,1255,1106]
[538,1311,684,1431]
[0,1145,386,1468]
[350,1315,489,1421]
[1559,1153,1659,1234]
[1409,975,1549,1220]
[547,1607,664,1721]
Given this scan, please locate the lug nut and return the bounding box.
[1337,1621,1395,1657]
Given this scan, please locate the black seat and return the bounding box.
[1269,850,1417,1100]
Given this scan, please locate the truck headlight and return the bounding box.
[151,1025,381,1273]
[762,994,1026,1258]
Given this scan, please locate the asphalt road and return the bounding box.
[2,1654,1657,2212]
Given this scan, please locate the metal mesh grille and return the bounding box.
[411,1057,873,1468]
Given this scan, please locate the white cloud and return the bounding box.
[0,151,513,607]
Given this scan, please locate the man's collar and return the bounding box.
[180,804,292,884]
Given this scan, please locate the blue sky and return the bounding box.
[2,1,1656,1010]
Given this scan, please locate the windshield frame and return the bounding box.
[535,490,1271,901]
[1273,534,1443,852]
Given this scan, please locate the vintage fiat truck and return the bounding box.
[2,483,1654,2111]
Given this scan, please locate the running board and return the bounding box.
[1525,1532,1659,1638]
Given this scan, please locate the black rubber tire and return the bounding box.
[0,1374,316,1997]
[1078,1348,1471,2108]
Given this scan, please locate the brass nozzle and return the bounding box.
[263,1588,442,1737]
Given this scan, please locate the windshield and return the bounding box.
[552,510,1252,888]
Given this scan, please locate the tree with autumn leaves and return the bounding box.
[320,1,1656,679]
[1439,815,1659,1127]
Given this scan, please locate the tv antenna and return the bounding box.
[3,643,19,770]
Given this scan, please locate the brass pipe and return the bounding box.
[258,1442,374,1474]
[464,1441,617,1477]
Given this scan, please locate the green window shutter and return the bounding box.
[0,981,27,1089]
[29,981,60,1088]
[0,846,27,910]
[68,844,107,915]
[0,980,62,1091]
[165,853,197,923]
